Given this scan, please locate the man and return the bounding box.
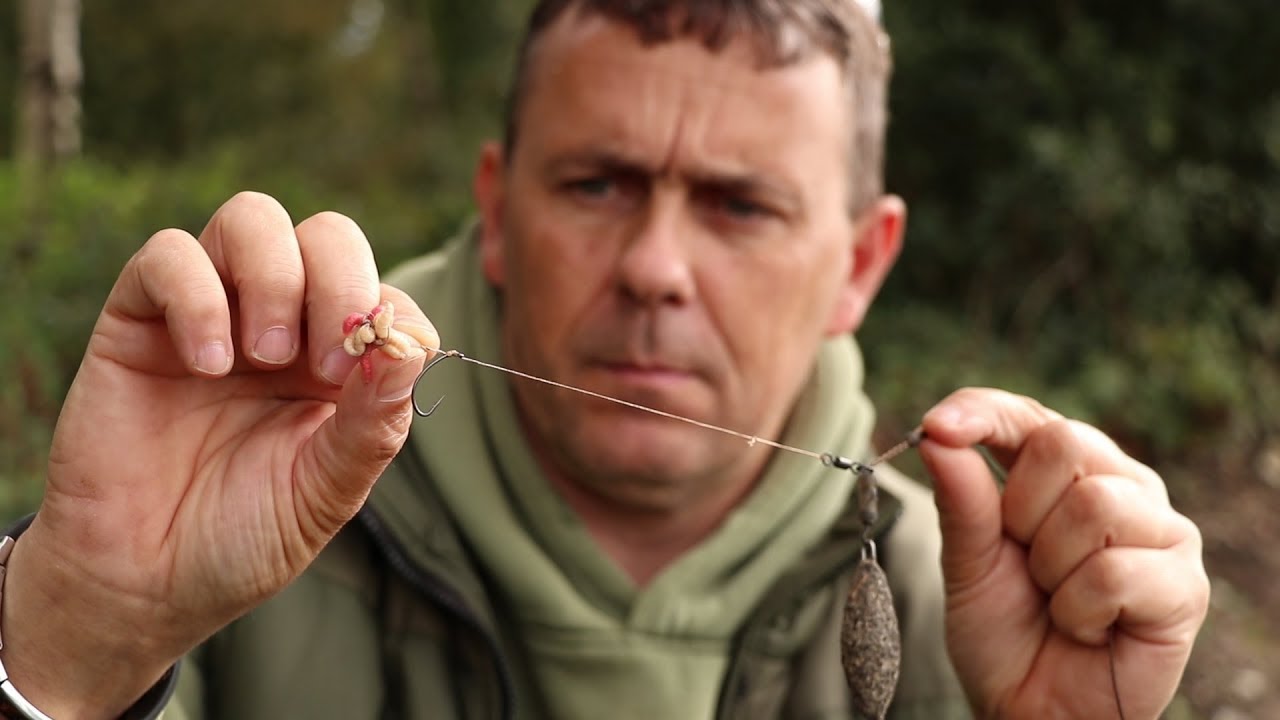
[0,1,1208,718]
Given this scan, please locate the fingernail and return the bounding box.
[252,326,295,365]
[927,406,989,438]
[195,341,231,375]
[377,352,426,403]
[320,347,356,385]
[928,406,966,428]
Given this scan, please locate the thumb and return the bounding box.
[297,349,432,540]
[917,414,1006,594]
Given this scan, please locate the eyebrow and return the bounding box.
[543,148,659,180]
[686,171,802,214]
[544,148,802,211]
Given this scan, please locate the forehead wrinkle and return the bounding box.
[656,107,686,180]
[527,15,847,204]
[536,16,761,136]
[607,55,807,192]
[544,60,736,182]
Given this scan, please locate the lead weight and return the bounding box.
[841,548,901,720]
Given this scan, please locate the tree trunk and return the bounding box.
[16,0,83,172]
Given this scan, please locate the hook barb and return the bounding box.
[411,349,463,417]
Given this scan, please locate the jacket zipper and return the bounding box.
[356,507,516,720]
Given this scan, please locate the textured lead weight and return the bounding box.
[841,551,901,720]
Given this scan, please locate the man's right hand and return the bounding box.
[0,193,438,719]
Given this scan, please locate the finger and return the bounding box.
[377,285,442,358]
[918,388,1058,593]
[997,420,1085,544]
[197,192,306,368]
[924,390,1160,545]
[1049,543,1207,720]
[289,281,438,544]
[1049,542,1209,648]
[999,418,1145,544]
[918,438,1005,594]
[102,228,233,377]
[920,387,1064,467]
[294,212,381,385]
[292,337,430,547]
[1028,474,1189,593]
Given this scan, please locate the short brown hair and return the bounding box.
[501,0,893,213]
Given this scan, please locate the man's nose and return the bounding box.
[617,194,697,307]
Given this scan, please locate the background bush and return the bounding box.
[868,0,1280,488]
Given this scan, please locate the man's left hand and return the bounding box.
[918,388,1209,719]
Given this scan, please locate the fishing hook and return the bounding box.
[411,349,465,417]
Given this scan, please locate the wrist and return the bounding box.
[0,537,47,720]
[0,527,176,720]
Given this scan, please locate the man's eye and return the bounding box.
[709,191,781,223]
[564,177,614,198]
[722,196,767,219]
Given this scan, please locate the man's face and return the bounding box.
[476,13,899,509]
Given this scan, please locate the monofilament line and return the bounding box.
[414,349,925,469]
[420,350,832,462]
[865,427,926,467]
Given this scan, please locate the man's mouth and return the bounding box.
[583,358,707,398]
[575,362,705,423]
[596,361,694,382]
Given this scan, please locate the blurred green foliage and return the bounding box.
[0,152,475,505]
[867,0,1280,488]
[1,0,1277,520]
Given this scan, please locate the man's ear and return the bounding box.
[824,195,906,336]
[473,141,507,288]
